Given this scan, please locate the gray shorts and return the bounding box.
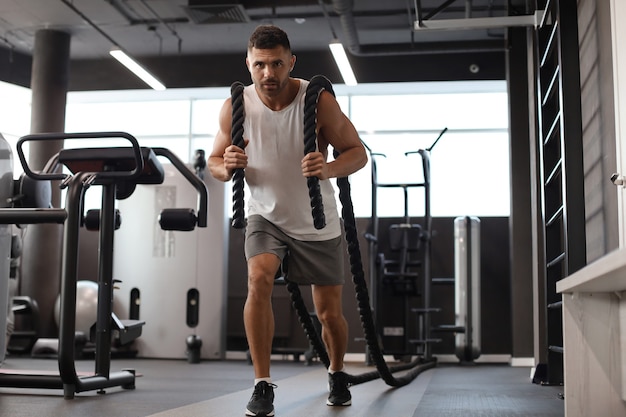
[244,215,345,286]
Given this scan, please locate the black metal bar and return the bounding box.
[418,149,432,360]
[0,372,64,389]
[464,216,473,362]
[0,209,67,224]
[95,182,116,379]
[57,173,89,397]
[403,186,409,223]
[16,132,144,182]
[426,127,448,152]
[75,371,135,393]
[376,183,425,188]
[432,325,465,333]
[423,0,457,21]
[546,252,565,268]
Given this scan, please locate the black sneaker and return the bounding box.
[245,381,276,416]
[327,371,352,406]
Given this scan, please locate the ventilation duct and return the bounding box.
[331,0,505,56]
[182,3,250,24]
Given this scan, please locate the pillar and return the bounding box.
[20,29,70,337]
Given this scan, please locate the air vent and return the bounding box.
[182,4,250,24]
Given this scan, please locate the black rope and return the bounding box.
[288,163,436,387]
[285,281,330,366]
[335,171,437,386]
[230,82,246,229]
[303,75,330,230]
[295,76,437,387]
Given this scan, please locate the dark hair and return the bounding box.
[248,25,291,52]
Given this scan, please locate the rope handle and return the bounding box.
[230,81,246,229]
[303,75,336,230]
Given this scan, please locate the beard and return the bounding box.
[256,76,287,96]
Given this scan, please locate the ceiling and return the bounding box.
[0,0,532,89]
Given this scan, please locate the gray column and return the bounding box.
[506,27,535,361]
[20,29,70,338]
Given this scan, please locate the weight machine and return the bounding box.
[0,132,208,398]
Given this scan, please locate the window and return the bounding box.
[340,81,509,218]
[1,81,509,217]
[0,81,32,177]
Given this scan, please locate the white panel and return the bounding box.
[562,292,626,416]
[113,163,228,359]
[611,0,626,247]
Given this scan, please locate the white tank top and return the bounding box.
[242,79,341,240]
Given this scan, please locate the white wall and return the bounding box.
[113,164,229,359]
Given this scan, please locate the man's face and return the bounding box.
[246,46,295,97]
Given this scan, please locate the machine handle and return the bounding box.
[16,131,144,182]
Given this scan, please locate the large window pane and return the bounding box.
[0,81,32,177]
[351,92,508,132]
[191,99,225,136]
[34,81,509,218]
[351,81,510,218]
[354,130,509,218]
[65,101,191,136]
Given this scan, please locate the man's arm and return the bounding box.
[301,91,367,180]
[208,98,248,182]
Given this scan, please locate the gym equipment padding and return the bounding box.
[159,208,198,231]
[84,209,121,231]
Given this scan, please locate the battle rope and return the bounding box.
[303,77,327,230]
[295,75,436,387]
[229,75,436,388]
[230,81,246,229]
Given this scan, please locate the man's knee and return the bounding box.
[247,272,275,297]
[317,309,345,327]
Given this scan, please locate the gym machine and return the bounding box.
[365,128,480,362]
[0,131,208,398]
[364,139,436,360]
[364,128,481,362]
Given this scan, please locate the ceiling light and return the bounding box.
[110,47,166,91]
[329,40,357,86]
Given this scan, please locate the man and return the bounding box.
[209,24,367,417]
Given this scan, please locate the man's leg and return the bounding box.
[312,284,352,406]
[245,253,281,379]
[244,253,281,416]
[311,284,348,371]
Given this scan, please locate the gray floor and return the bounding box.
[0,356,564,417]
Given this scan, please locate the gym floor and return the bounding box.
[0,356,564,417]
